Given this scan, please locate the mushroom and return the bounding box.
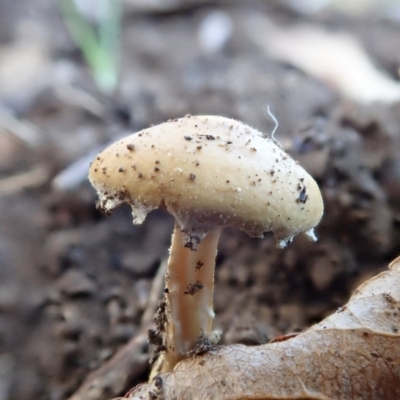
[88,115,324,372]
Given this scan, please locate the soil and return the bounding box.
[1,1,400,399]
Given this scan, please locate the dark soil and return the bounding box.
[1,1,400,399]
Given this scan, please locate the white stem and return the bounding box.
[163,223,221,371]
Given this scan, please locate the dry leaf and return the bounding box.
[248,18,400,103]
[123,257,400,400]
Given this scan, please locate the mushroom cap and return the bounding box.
[89,115,323,247]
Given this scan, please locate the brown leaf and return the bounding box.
[126,257,400,400]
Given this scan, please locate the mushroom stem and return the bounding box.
[163,223,221,371]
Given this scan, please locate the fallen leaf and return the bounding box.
[124,256,400,400]
[248,19,400,103]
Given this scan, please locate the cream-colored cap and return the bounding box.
[89,115,323,248]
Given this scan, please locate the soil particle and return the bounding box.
[297,186,308,204]
[191,332,213,355]
[183,281,204,295]
[148,328,163,346]
[154,298,167,333]
[195,260,204,271]
[183,234,201,251]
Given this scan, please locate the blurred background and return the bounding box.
[1,0,400,399]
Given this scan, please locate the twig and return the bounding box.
[54,85,105,118]
[141,258,167,326]
[0,164,50,197]
[0,108,43,149]
[52,148,104,191]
